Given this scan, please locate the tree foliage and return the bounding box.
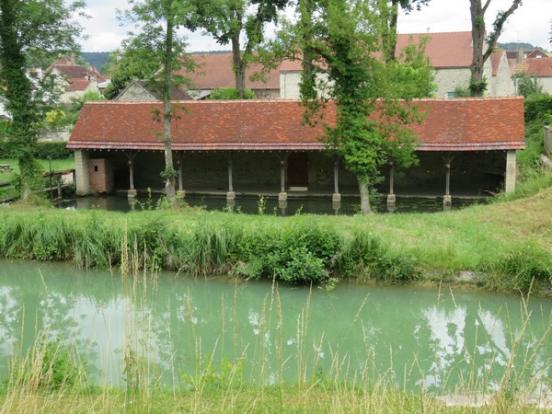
[381,0,431,62]
[0,0,83,200]
[102,43,163,99]
[123,0,196,201]
[208,87,255,100]
[187,0,289,98]
[289,0,434,213]
[469,0,522,96]
[514,73,543,98]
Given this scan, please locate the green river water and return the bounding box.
[0,260,550,394]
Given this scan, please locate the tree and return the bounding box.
[0,0,83,200]
[381,0,431,63]
[102,42,162,99]
[124,0,195,202]
[469,0,522,96]
[188,0,289,98]
[297,0,433,213]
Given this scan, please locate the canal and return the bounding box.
[0,260,550,394]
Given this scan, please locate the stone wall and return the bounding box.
[537,77,552,94]
[489,53,516,97]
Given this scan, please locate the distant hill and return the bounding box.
[80,52,112,73]
[498,42,535,51]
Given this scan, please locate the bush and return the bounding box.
[481,245,552,292]
[524,94,552,123]
[338,232,419,282]
[208,88,256,100]
[234,225,340,284]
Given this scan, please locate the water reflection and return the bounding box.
[57,194,484,215]
[0,260,550,394]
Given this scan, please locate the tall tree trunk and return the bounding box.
[0,0,39,201]
[469,0,522,97]
[231,35,245,99]
[163,14,176,201]
[384,1,400,63]
[469,0,486,97]
[358,178,371,214]
[299,0,317,102]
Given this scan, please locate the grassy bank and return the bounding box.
[1,179,552,292]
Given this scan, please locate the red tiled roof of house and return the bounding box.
[523,58,552,77]
[68,98,525,152]
[181,32,477,91]
[180,52,283,90]
[48,61,106,82]
[67,78,92,92]
[396,31,473,68]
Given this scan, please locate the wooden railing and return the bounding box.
[0,169,76,203]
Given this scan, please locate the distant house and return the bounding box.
[178,32,515,100]
[177,51,286,99]
[509,49,552,94]
[115,80,192,102]
[47,57,108,103]
[279,32,517,99]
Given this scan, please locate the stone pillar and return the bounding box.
[332,157,341,210]
[443,160,452,210]
[227,156,236,201]
[74,150,91,196]
[505,150,517,194]
[278,155,287,205]
[127,155,137,199]
[176,156,185,200]
[387,162,396,212]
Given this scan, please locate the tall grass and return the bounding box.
[0,202,551,292]
[0,244,550,413]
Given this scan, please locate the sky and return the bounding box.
[78,0,552,53]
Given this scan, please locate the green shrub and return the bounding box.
[339,232,419,282]
[481,245,552,292]
[524,94,552,123]
[208,87,255,100]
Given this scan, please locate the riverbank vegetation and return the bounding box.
[1,178,552,293]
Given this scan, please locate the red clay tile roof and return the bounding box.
[180,52,282,90]
[522,58,552,77]
[68,98,525,152]
[67,78,92,92]
[396,31,473,68]
[49,63,107,84]
[181,32,476,91]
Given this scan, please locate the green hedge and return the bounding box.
[525,94,552,123]
[0,142,71,160]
